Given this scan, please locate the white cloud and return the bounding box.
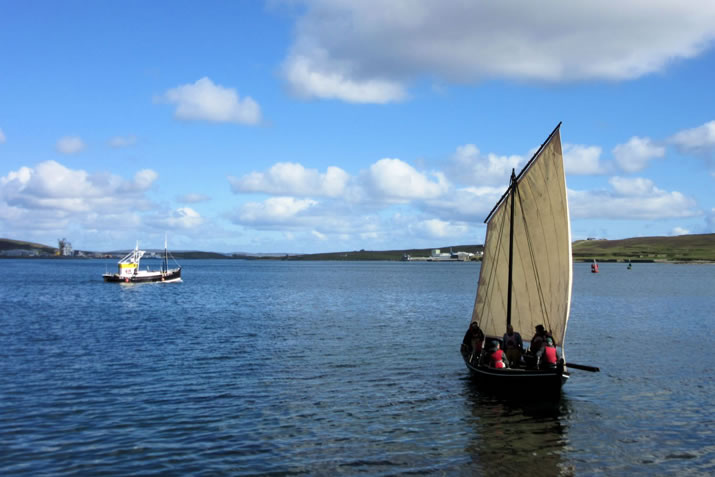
[422,186,505,223]
[447,144,523,186]
[569,177,698,220]
[669,121,715,174]
[238,196,318,223]
[232,158,449,205]
[366,158,449,201]
[409,218,468,239]
[283,54,407,103]
[707,209,715,232]
[229,162,349,197]
[167,207,204,229]
[612,137,665,172]
[671,227,690,235]
[108,135,137,148]
[282,1,715,103]
[563,144,607,175]
[160,77,262,125]
[669,120,715,154]
[56,136,86,155]
[132,169,158,190]
[0,160,157,216]
[178,193,210,203]
[311,229,327,240]
[0,128,6,144]
[143,207,205,231]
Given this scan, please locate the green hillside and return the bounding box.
[3,234,714,262]
[171,251,231,259]
[0,238,57,254]
[572,234,715,262]
[264,245,485,261]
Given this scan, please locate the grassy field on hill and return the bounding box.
[572,234,715,262]
[3,234,715,262]
[0,238,57,254]
[234,245,485,261]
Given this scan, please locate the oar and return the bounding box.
[565,362,600,372]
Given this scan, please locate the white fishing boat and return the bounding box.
[103,237,181,283]
[460,123,598,396]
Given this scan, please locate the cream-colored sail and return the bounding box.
[471,126,572,351]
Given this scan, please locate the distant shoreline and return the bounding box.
[2,255,714,264]
[2,234,714,262]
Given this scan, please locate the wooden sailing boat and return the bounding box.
[461,123,596,394]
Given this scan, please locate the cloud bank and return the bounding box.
[282,0,715,103]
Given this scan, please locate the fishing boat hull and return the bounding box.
[103,267,182,283]
[461,348,568,396]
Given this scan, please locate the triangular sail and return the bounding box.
[471,126,572,349]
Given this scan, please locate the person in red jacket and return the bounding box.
[541,336,559,369]
[488,340,508,369]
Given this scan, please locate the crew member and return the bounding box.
[541,336,559,369]
[488,340,508,369]
[502,324,523,368]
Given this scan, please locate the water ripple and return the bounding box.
[0,260,713,475]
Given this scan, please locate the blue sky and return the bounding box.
[1,1,715,253]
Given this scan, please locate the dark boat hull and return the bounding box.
[462,349,568,397]
[103,267,182,283]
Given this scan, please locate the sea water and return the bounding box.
[1,259,713,475]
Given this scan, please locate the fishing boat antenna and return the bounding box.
[163,233,168,274]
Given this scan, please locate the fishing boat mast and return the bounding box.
[163,234,168,274]
[506,169,516,328]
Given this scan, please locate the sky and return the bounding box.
[1,0,715,254]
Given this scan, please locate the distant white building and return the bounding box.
[58,238,72,256]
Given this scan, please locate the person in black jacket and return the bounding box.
[461,321,485,365]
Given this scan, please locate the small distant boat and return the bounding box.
[627,260,632,270]
[591,260,599,273]
[103,237,181,283]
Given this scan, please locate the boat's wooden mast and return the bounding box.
[506,169,516,328]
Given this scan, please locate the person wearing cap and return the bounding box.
[488,339,508,369]
[540,336,559,369]
[502,324,523,368]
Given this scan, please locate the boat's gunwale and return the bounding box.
[102,267,182,283]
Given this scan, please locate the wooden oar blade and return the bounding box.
[566,362,600,372]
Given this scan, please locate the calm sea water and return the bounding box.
[1,259,713,475]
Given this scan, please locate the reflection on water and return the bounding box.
[461,380,572,476]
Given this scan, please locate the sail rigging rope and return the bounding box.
[168,250,181,268]
[479,189,509,335]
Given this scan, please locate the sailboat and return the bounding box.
[461,123,596,395]
[103,237,182,283]
[591,259,599,273]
